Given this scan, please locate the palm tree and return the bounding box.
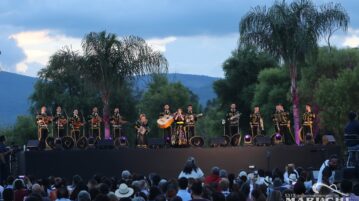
[81,31,168,138]
[239,0,349,144]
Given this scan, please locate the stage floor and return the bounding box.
[18,145,340,180]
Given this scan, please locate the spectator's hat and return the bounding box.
[238,171,247,178]
[115,183,134,198]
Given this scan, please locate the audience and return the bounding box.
[178,157,204,180]
[0,156,357,201]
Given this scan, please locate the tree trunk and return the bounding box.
[102,95,110,139]
[290,63,300,145]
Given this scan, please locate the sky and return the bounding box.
[1,0,359,78]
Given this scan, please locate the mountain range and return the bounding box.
[0,71,219,126]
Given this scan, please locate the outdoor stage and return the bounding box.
[17,145,340,180]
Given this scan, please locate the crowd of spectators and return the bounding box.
[0,156,358,201]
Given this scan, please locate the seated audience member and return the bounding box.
[2,188,14,201]
[267,190,282,201]
[14,179,28,201]
[115,184,134,199]
[219,169,228,179]
[148,186,161,201]
[250,189,266,201]
[283,164,299,185]
[226,192,246,201]
[178,157,204,180]
[317,155,338,186]
[29,183,51,201]
[344,111,359,136]
[107,192,119,201]
[293,181,306,195]
[121,170,132,185]
[177,178,191,201]
[211,192,225,201]
[78,190,91,201]
[190,181,209,201]
[219,178,230,197]
[56,187,71,201]
[341,180,359,200]
[204,167,221,185]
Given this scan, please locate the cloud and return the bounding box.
[9,30,82,76]
[147,37,177,52]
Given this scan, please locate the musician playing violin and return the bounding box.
[250,106,264,136]
[110,108,127,139]
[53,106,67,138]
[225,103,240,136]
[135,114,149,148]
[159,104,172,144]
[69,109,84,141]
[185,104,201,139]
[174,108,187,146]
[88,107,102,139]
[36,106,52,149]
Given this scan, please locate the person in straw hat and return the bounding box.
[115,184,134,199]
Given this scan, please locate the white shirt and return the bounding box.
[177,189,191,201]
[283,170,299,184]
[317,160,335,185]
[178,168,204,179]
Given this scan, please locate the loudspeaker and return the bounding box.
[209,137,226,147]
[254,135,271,146]
[26,140,39,151]
[148,138,165,148]
[322,135,336,145]
[96,139,114,150]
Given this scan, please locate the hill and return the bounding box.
[0,71,218,126]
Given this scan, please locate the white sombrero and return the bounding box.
[115,183,134,198]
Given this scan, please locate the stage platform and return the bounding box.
[17,145,340,180]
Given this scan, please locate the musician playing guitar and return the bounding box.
[69,109,84,141]
[225,103,241,136]
[135,114,150,148]
[159,104,173,144]
[53,106,67,138]
[110,108,127,139]
[88,107,102,140]
[185,104,203,140]
[36,106,52,149]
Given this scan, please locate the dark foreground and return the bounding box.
[17,145,340,180]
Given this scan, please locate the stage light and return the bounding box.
[244,134,252,145]
[273,133,282,144]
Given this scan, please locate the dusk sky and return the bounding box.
[1,0,359,77]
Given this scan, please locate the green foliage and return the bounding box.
[0,116,37,146]
[137,75,200,137]
[315,65,359,143]
[199,99,225,138]
[213,46,277,132]
[252,68,290,134]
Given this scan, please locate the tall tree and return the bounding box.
[239,0,349,143]
[213,46,277,131]
[81,31,168,137]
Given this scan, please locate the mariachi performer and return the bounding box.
[300,104,316,143]
[135,114,150,148]
[174,108,187,146]
[159,104,173,144]
[110,108,127,139]
[88,107,102,140]
[249,106,264,136]
[225,103,241,136]
[69,109,84,141]
[36,106,52,149]
[272,104,294,145]
[185,104,203,140]
[53,106,67,138]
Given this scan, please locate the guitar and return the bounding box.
[157,115,174,129]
